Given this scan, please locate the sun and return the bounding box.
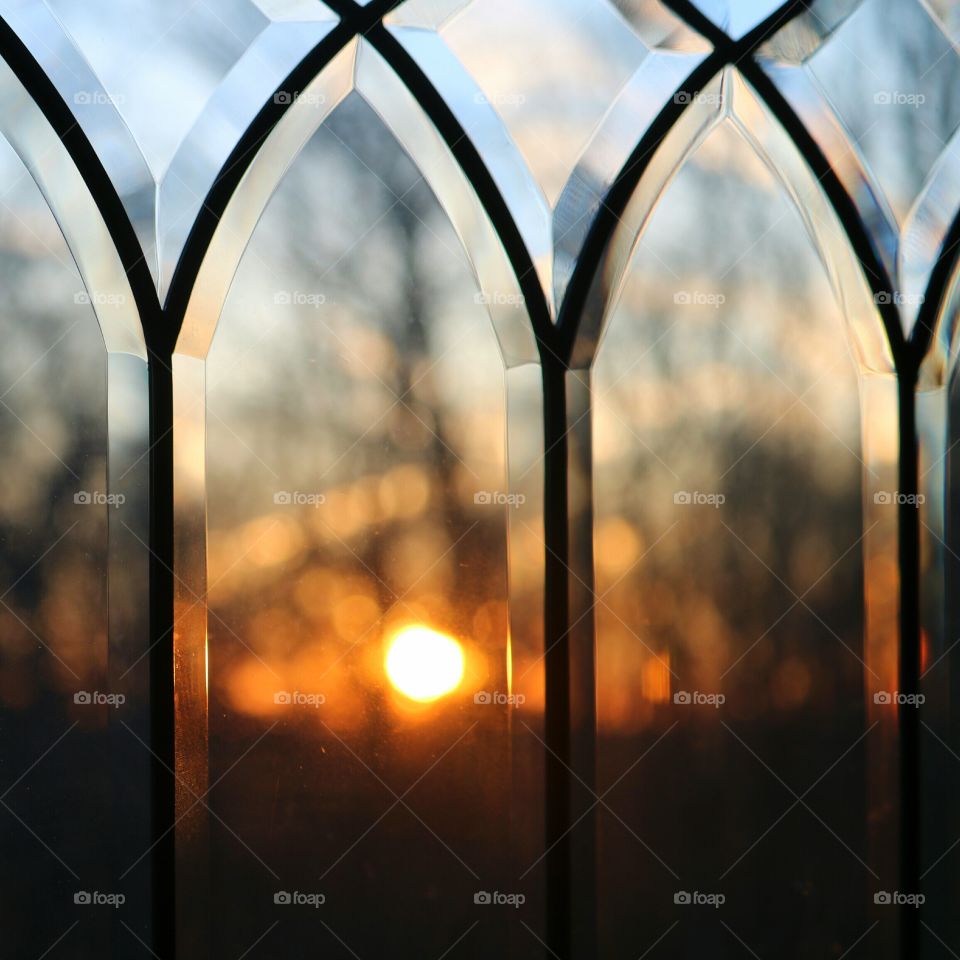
[384,626,465,702]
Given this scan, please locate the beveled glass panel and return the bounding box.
[756,61,901,304]
[798,0,960,226]
[902,129,960,347]
[157,2,338,296]
[386,0,704,317]
[11,0,339,292]
[1,0,157,281]
[592,121,891,958]
[757,0,865,64]
[916,251,960,957]
[915,378,956,956]
[44,0,265,178]
[924,0,960,46]
[429,0,647,208]
[187,92,541,957]
[0,136,112,957]
[683,0,797,39]
[552,48,709,311]
[608,0,712,51]
[0,49,152,954]
[760,0,960,345]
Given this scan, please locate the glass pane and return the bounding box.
[760,0,960,345]
[45,0,266,177]
[799,0,960,226]
[190,92,539,957]
[683,0,793,39]
[427,0,647,208]
[1,1,157,282]
[156,2,339,296]
[608,0,711,51]
[592,120,888,957]
[15,0,339,291]
[0,136,112,956]
[0,48,153,953]
[387,0,702,315]
[917,265,960,957]
[757,0,866,64]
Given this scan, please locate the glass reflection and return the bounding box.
[592,121,878,957]
[0,135,114,956]
[190,92,536,957]
[791,0,960,227]
[387,0,709,316]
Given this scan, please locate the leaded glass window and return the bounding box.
[1,2,959,958]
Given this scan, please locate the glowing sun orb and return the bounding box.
[385,626,465,702]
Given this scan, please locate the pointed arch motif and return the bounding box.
[0,1,957,958]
